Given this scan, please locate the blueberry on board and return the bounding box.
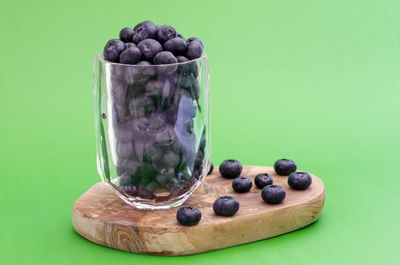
[163,37,188,55]
[153,51,178,65]
[119,27,134,42]
[119,47,142,64]
[254,173,273,189]
[261,185,286,204]
[132,21,157,44]
[288,172,312,190]
[176,206,201,226]
[103,39,126,62]
[219,159,242,179]
[185,41,203,59]
[208,163,214,175]
[213,196,239,217]
[125,42,136,49]
[157,25,177,43]
[137,39,163,61]
[274,159,297,176]
[187,37,204,48]
[232,177,252,193]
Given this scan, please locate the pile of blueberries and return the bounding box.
[176,159,313,226]
[101,21,207,199]
[103,21,203,65]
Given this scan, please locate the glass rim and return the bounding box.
[95,52,207,67]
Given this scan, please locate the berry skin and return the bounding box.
[136,60,151,65]
[125,43,136,49]
[185,41,203,59]
[288,172,312,190]
[187,37,204,48]
[261,185,286,204]
[132,21,157,44]
[103,39,125,62]
[254,173,273,189]
[274,159,297,176]
[176,55,189,62]
[219,159,242,179]
[232,177,252,193]
[153,51,178,65]
[119,47,142,64]
[163,37,188,54]
[208,163,214,175]
[213,196,240,216]
[157,25,177,43]
[137,39,163,61]
[119,27,134,42]
[177,206,201,226]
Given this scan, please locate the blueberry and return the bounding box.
[137,39,163,61]
[176,55,189,62]
[208,163,214,175]
[219,159,242,179]
[153,51,178,65]
[157,25,177,43]
[132,21,157,44]
[103,39,125,62]
[232,177,252,193]
[185,41,203,59]
[254,173,273,189]
[125,42,136,49]
[163,37,188,55]
[119,27,134,42]
[116,141,134,158]
[274,159,297,176]
[288,172,312,190]
[136,60,151,65]
[213,196,239,217]
[119,185,138,196]
[177,206,201,226]
[187,37,204,48]
[261,185,286,204]
[119,47,142,64]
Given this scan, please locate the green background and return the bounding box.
[1,0,399,264]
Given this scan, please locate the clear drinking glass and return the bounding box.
[93,52,210,210]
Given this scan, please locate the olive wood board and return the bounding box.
[72,165,325,255]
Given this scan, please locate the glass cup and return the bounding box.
[93,53,210,210]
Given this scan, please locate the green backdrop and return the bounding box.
[1,0,399,264]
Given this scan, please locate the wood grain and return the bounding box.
[72,165,325,255]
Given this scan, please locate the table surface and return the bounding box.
[1,0,399,265]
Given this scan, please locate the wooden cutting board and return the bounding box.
[72,165,325,255]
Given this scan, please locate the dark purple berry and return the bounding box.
[125,43,136,49]
[132,21,157,44]
[103,39,125,62]
[157,25,177,43]
[274,159,297,176]
[153,51,178,65]
[137,39,163,60]
[176,55,189,62]
[288,172,312,190]
[208,163,214,175]
[261,185,286,204]
[187,37,204,48]
[119,47,142,64]
[185,41,203,59]
[136,60,151,65]
[119,27,134,42]
[219,159,242,179]
[254,173,273,189]
[232,177,252,193]
[176,206,201,226]
[163,37,188,54]
[213,196,239,217]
